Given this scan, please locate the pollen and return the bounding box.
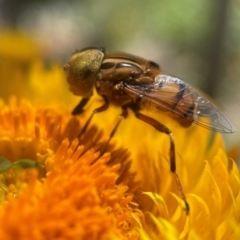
[0,99,142,240]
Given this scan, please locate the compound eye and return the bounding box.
[64,48,105,96]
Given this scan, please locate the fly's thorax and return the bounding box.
[100,52,161,83]
[100,58,143,82]
[144,60,161,79]
[95,79,132,106]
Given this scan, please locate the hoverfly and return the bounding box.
[64,47,237,214]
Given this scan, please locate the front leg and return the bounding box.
[78,95,109,137]
[72,97,91,115]
[71,91,93,115]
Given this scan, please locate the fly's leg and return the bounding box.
[72,97,91,115]
[72,91,93,115]
[92,106,128,164]
[78,96,109,137]
[101,106,128,155]
[134,111,190,215]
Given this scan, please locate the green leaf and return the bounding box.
[0,156,44,173]
[0,157,12,173]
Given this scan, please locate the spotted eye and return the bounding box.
[64,48,105,96]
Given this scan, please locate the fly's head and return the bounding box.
[64,47,105,96]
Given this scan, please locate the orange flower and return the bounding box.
[0,99,142,240]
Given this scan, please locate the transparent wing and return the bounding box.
[124,75,237,133]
